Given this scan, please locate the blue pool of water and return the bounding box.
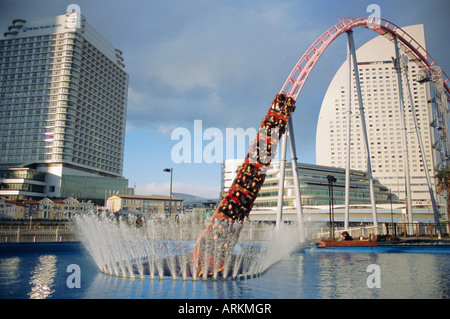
[1,242,449,299]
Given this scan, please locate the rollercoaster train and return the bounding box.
[192,93,296,276]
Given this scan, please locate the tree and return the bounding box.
[435,167,450,232]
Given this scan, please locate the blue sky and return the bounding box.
[1,0,449,198]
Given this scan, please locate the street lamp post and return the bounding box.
[390,188,394,235]
[327,175,337,240]
[163,168,173,218]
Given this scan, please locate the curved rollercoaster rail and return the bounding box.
[281,17,450,101]
[190,17,450,279]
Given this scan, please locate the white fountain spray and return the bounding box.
[74,212,304,280]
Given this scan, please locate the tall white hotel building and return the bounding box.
[0,12,129,203]
[316,25,438,204]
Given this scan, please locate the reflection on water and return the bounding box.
[78,252,450,299]
[0,249,449,299]
[301,252,450,299]
[83,270,252,299]
[28,255,57,299]
[0,257,20,285]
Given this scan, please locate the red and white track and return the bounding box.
[281,17,450,102]
[191,17,449,278]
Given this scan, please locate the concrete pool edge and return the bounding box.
[0,241,84,253]
[2,240,450,255]
[306,240,450,253]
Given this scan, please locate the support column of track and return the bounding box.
[393,36,413,230]
[347,30,378,231]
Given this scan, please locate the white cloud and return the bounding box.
[127,87,145,105]
[123,1,313,130]
[157,124,179,135]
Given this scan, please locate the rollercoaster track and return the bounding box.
[282,17,450,101]
[191,17,449,277]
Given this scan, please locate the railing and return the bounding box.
[0,225,78,243]
[0,222,280,243]
[384,222,448,240]
[316,224,381,240]
[1,221,447,243]
[316,222,449,240]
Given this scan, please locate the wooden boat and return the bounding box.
[318,239,378,247]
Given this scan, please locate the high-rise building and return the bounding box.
[316,25,438,204]
[0,12,129,202]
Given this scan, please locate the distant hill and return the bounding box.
[172,193,218,203]
[144,192,218,203]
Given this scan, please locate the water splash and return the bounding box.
[74,212,303,280]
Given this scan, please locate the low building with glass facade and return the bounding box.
[254,161,395,209]
[0,166,128,204]
[0,167,46,200]
[222,160,395,205]
[221,159,436,223]
[222,159,444,223]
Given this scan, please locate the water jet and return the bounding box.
[74,212,302,281]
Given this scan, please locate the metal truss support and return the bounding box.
[344,32,353,230]
[275,118,306,242]
[400,56,441,238]
[393,36,414,229]
[347,30,378,231]
[287,117,305,242]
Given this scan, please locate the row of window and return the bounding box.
[0,32,128,175]
[258,187,390,201]
[0,32,71,45]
